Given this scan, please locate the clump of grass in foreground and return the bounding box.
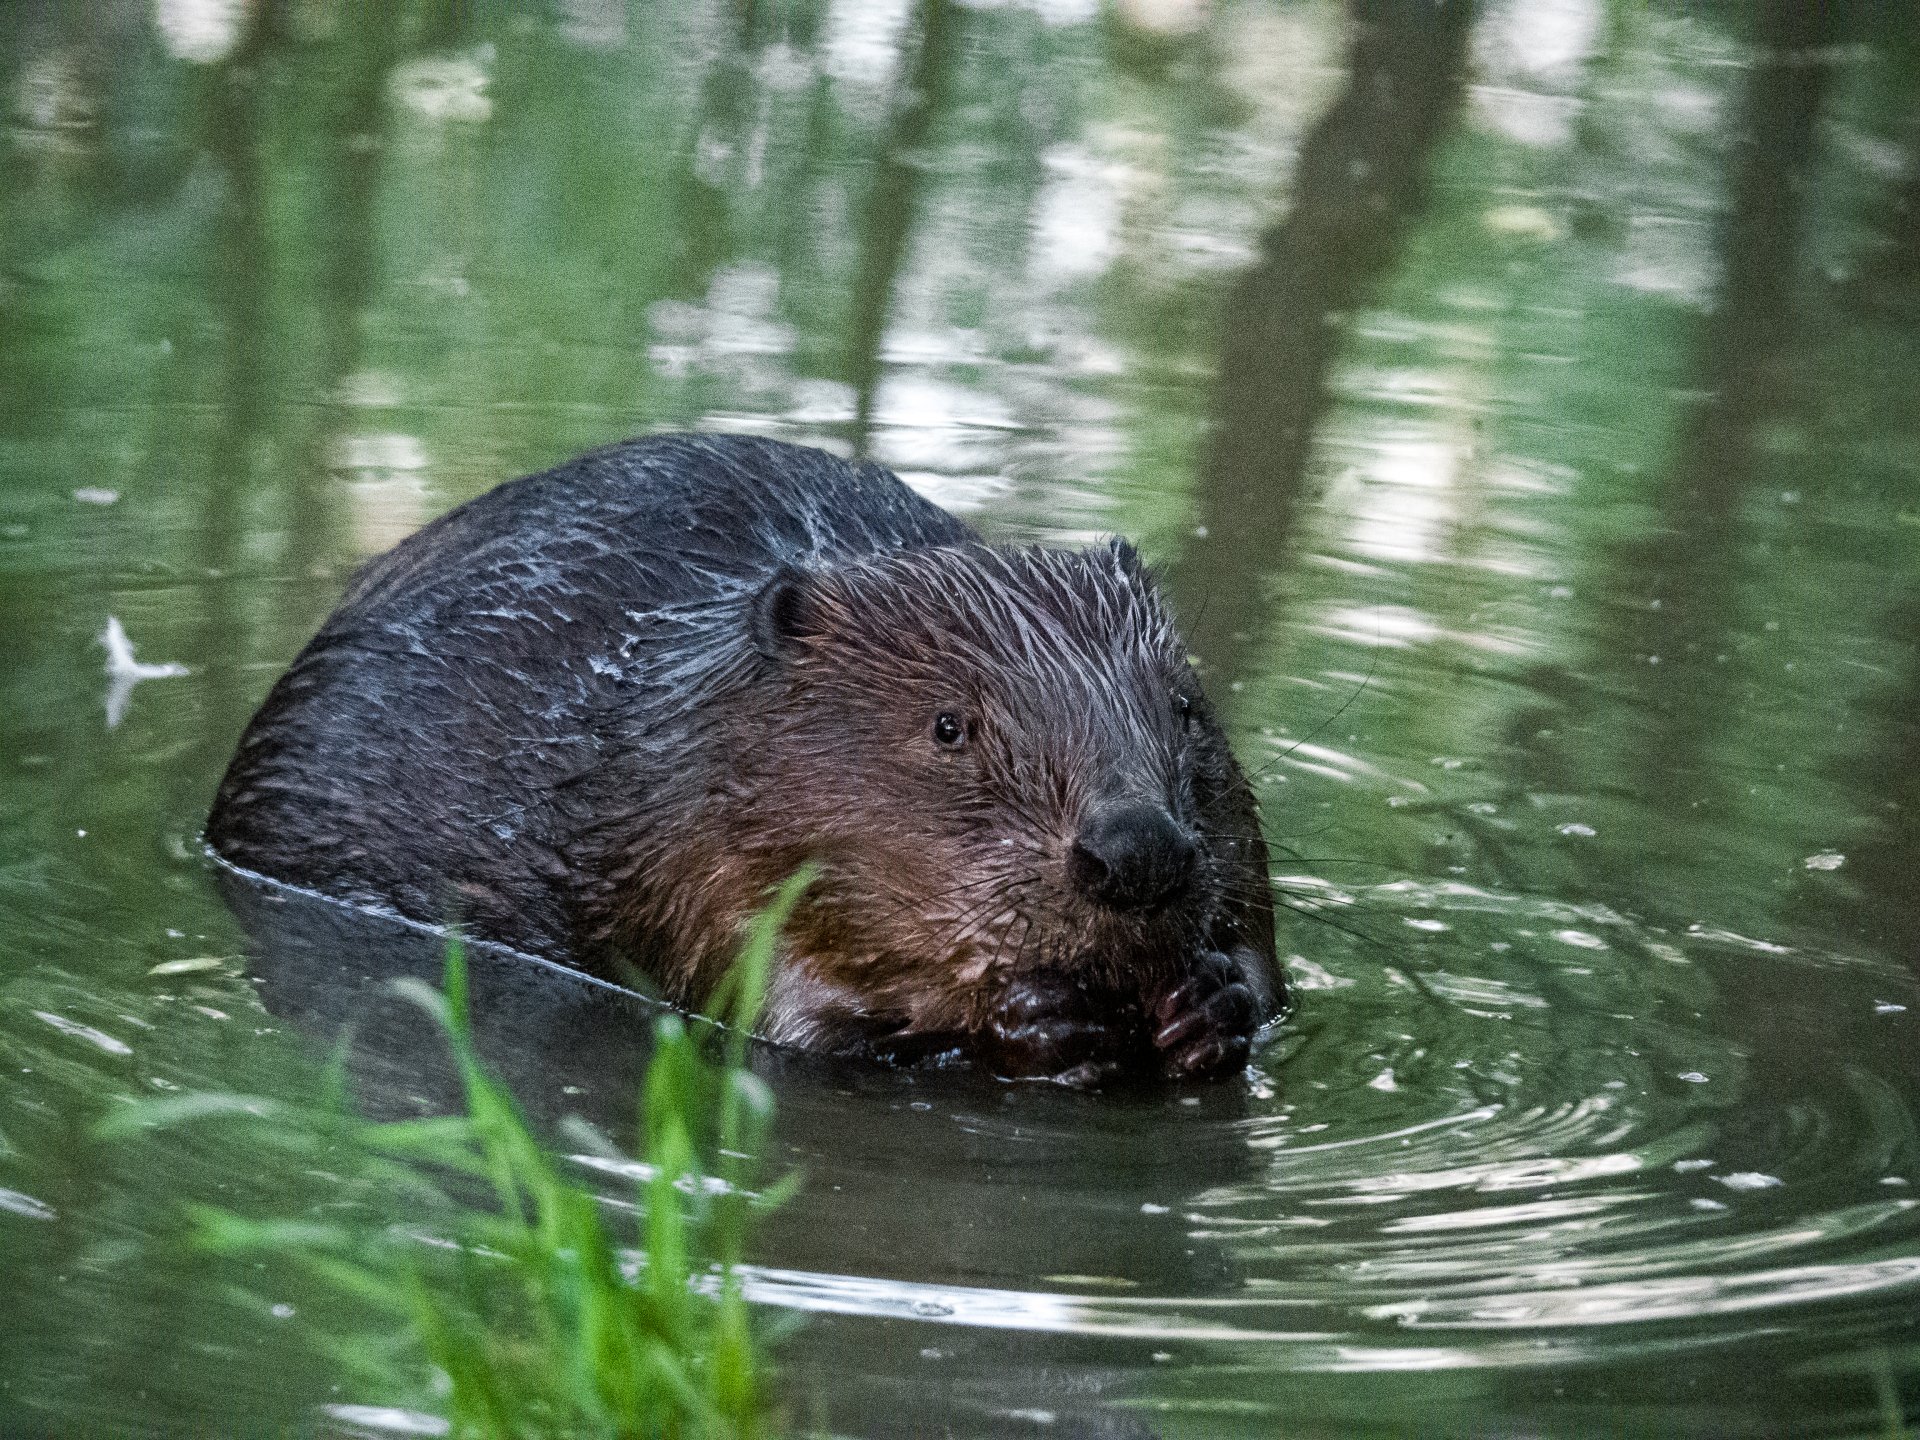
[99,868,814,1440]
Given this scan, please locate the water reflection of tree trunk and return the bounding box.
[668,11,763,298]
[1803,82,1920,971]
[1604,1,1833,853]
[846,0,960,454]
[191,15,275,791]
[1812,597,1920,969]
[285,9,404,654]
[1174,0,1475,690]
[1853,117,1920,308]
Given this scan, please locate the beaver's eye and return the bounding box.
[932,712,966,747]
[1174,693,1194,725]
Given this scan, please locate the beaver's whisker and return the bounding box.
[874,869,1022,924]
[921,875,1039,960]
[1269,894,1391,953]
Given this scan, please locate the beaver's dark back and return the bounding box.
[207,433,972,951]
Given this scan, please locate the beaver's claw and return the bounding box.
[1152,950,1259,1079]
[981,972,1128,1085]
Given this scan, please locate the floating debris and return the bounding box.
[99,615,188,728]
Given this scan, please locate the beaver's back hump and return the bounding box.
[339,432,971,626]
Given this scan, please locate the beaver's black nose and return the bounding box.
[1070,803,1197,913]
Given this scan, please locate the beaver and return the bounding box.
[208,433,1283,1081]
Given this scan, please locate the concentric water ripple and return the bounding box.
[693,880,1920,1398]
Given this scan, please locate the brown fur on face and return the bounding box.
[611,540,1276,1059]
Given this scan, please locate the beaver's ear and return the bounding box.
[1108,536,1145,578]
[749,565,825,660]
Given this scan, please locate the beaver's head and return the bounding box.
[729,539,1267,1038]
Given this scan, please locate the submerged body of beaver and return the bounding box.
[208,434,1284,1081]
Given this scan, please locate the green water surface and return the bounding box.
[3,1,1919,1435]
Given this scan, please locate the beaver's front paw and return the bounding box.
[981,972,1131,1085]
[1151,950,1260,1079]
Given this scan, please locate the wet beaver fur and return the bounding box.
[208,433,1283,1081]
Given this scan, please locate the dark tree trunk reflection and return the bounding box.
[1675,3,1833,513]
[1174,0,1475,689]
[847,0,961,454]
[668,7,764,299]
[1803,71,1920,973]
[1851,54,1920,314]
[193,12,276,781]
[1601,0,1835,861]
[1597,5,1867,1139]
[1812,595,1920,970]
[290,7,406,644]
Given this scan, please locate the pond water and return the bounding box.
[4,1,1919,1435]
